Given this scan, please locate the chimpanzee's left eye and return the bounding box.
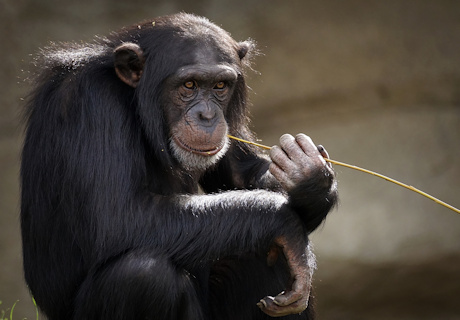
[214,82,226,90]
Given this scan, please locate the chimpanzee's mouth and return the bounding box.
[173,137,223,156]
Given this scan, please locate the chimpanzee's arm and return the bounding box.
[138,190,303,267]
[134,189,315,317]
[201,133,338,232]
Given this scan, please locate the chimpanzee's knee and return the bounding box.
[73,250,204,320]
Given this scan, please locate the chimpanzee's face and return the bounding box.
[163,48,239,170]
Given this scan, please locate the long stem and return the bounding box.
[227,135,460,215]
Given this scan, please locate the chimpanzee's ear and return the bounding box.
[114,42,145,88]
[237,40,255,60]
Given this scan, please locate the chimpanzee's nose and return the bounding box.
[199,109,216,121]
[194,103,217,126]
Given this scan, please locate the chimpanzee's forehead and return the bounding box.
[193,45,219,64]
[191,40,237,66]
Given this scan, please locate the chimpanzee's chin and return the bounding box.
[170,137,229,171]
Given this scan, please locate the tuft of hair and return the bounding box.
[35,41,109,70]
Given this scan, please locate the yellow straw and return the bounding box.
[227,134,460,215]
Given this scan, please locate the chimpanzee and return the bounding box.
[21,13,337,320]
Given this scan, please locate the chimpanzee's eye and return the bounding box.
[214,82,226,90]
[184,81,196,89]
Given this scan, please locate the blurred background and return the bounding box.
[1,0,459,319]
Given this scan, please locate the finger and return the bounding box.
[317,145,329,159]
[268,160,286,180]
[279,134,305,160]
[257,296,289,317]
[296,134,326,165]
[269,145,292,171]
[294,134,318,156]
[257,295,307,317]
[269,163,295,191]
[273,290,303,306]
[318,145,333,169]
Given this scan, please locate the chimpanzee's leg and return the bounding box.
[73,249,204,320]
[209,254,315,320]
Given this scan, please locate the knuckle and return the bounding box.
[280,133,294,141]
[295,133,315,150]
[295,132,306,138]
[295,133,311,142]
[279,134,295,146]
[269,146,282,161]
[280,135,301,156]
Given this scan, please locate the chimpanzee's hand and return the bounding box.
[269,133,333,193]
[268,133,337,233]
[258,236,315,317]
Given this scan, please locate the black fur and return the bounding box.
[21,13,337,320]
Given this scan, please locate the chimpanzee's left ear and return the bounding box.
[114,42,145,88]
[237,40,255,61]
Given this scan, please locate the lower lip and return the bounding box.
[175,137,223,156]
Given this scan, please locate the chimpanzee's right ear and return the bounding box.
[237,40,256,61]
[114,42,145,88]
